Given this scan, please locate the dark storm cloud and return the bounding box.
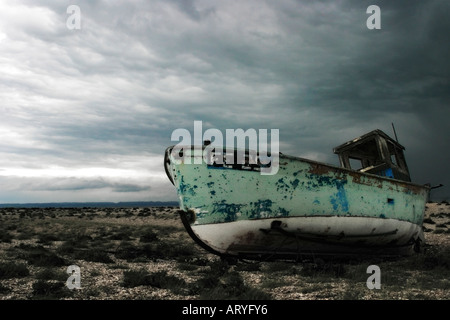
[0,0,449,202]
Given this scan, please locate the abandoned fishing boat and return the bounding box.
[164,129,430,259]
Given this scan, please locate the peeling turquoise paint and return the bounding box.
[293,170,303,177]
[170,148,428,226]
[276,178,289,192]
[278,207,290,217]
[330,180,349,212]
[212,201,243,222]
[250,199,273,219]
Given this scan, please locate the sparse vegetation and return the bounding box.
[0,262,30,279]
[0,283,10,294]
[73,249,114,264]
[196,270,272,300]
[122,269,154,287]
[0,205,449,300]
[0,231,13,243]
[35,268,67,281]
[31,280,71,299]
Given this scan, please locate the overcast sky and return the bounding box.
[1,0,449,204]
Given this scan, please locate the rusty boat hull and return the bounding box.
[164,144,429,260]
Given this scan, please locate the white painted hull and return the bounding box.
[189,216,423,257]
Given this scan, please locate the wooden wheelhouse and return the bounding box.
[333,129,411,182]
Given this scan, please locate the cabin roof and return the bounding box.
[333,129,405,154]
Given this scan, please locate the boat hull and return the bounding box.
[186,215,421,258]
[165,146,429,258]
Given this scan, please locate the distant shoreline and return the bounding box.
[0,201,179,208]
[1,200,448,209]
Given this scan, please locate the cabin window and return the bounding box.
[341,138,381,171]
[387,142,398,165]
[349,158,363,170]
[386,141,407,170]
[390,153,398,166]
[333,130,411,182]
